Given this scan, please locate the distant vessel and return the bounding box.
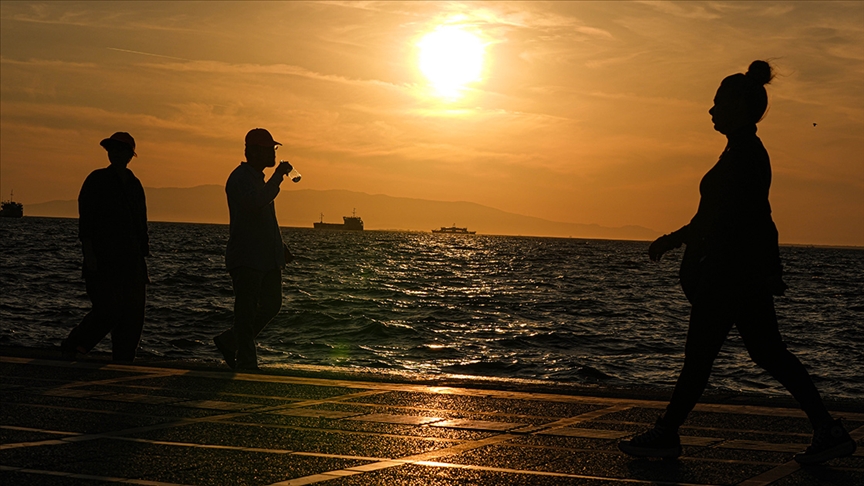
[432,224,475,234]
[0,191,23,218]
[314,209,364,231]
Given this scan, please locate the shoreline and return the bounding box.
[4,345,861,413]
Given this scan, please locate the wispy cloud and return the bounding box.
[106,48,189,61]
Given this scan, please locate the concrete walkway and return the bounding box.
[1,354,862,485]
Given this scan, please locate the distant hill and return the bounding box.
[26,185,658,240]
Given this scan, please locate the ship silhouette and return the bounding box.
[0,190,23,218]
[432,224,475,234]
[313,209,364,231]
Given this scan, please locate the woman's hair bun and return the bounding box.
[746,60,774,86]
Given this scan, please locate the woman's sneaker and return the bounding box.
[618,418,682,458]
[795,419,857,465]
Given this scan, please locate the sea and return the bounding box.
[1,217,862,400]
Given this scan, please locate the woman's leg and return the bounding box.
[662,302,733,428]
[736,295,832,428]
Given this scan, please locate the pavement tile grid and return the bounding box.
[0,357,861,486]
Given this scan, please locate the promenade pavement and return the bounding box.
[1,349,862,485]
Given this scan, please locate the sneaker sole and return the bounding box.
[618,442,682,459]
[795,440,857,465]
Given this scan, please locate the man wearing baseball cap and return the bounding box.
[61,132,149,362]
[213,128,294,370]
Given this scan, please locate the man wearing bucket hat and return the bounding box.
[213,128,294,370]
[61,132,149,362]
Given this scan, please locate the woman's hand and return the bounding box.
[648,233,683,262]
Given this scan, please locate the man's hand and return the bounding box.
[276,161,293,177]
[648,233,682,262]
[283,244,295,264]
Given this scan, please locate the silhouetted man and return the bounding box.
[213,128,294,370]
[61,132,149,362]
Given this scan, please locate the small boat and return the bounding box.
[432,224,475,234]
[313,209,364,231]
[0,191,23,218]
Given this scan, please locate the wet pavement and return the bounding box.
[1,351,862,485]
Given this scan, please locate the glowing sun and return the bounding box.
[418,25,485,99]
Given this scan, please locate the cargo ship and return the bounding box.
[314,210,364,231]
[0,191,23,218]
[432,225,475,234]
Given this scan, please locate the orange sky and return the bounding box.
[1,1,862,246]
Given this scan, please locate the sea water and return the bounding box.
[1,217,862,399]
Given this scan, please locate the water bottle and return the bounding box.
[279,160,301,183]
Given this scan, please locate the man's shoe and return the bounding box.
[236,363,260,372]
[213,335,236,369]
[619,418,682,458]
[795,419,857,465]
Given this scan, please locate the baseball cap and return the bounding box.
[100,132,137,156]
[245,128,282,148]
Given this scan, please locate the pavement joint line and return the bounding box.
[57,371,179,389]
[10,355,864,422]
[0,464,192,485]
[0,424,80,436]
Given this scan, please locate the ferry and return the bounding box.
[313,209,364,231]
[0,191,23,218]
[432,225,475,234]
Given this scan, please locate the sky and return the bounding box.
[1,1,862,246]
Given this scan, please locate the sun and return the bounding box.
[418,25,485,100]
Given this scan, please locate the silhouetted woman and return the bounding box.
[618,61,856,464]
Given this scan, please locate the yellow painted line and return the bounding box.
[0,425,79,436]
[0,464,191,485]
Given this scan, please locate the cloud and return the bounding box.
[141,59,405,91]
[638,1,722,20]
[106,47,189,61]
[4,2,206,33]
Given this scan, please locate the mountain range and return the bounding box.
[25,185,657,241]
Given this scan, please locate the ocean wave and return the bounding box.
[2,217,863,399]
